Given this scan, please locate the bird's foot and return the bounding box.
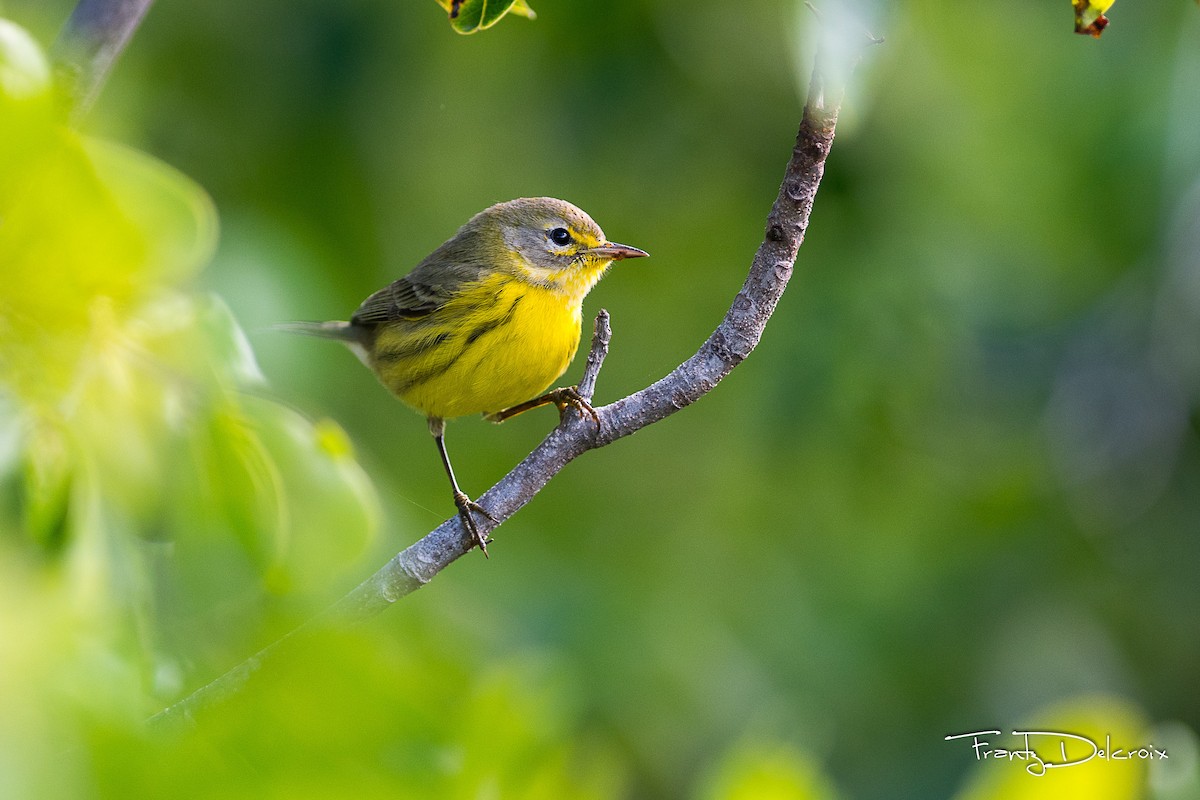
[484,386,600,432]
[548,386,600,432]
[453,490,495,557]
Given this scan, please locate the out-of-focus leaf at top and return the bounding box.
[1073,0,1114,37]
[434,0,536,35]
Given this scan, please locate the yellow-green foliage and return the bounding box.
[695,740,841,800]
[0,20,380,794]
[953,696,1149,800]
[0,21,630,798]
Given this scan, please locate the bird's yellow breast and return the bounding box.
[369,274,583,420]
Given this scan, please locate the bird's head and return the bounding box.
[478,197,647,300]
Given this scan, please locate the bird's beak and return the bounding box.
[587,242,649,261]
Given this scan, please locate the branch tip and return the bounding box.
[578,309,612,403]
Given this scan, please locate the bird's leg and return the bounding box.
[428,417,494,557]
[484,386,600,432]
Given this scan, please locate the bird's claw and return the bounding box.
[550,386,601,432]
[453,491,494,557]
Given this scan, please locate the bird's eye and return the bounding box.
[548,227,572,246]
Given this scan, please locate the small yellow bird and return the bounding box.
[287,197,647,555]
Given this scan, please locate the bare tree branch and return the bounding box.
[576,309,612,405]
[149,57,848,729]
[53,0,155,117]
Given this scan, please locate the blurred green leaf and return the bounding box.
[695,740,841,800]
[0,122,145,403]
[82,632,623,799]
[0,17,378,575]
[0,23,384,795]
[434,0,536,34]
[85,138,219,287]
[20,422,72,549]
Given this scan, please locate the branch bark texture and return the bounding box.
[150,68,843,729]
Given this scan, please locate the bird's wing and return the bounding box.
[350,230,493,326]
[350,275,453,325]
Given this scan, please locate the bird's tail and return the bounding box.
[273,320,371,366]
[273,320,362,342]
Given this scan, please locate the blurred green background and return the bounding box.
[2,0,1199,798]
